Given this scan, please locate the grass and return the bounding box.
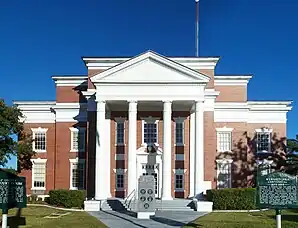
[185,210,298,228]
[1,206,106,228]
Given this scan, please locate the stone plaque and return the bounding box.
[256,172,298,209]
[0,170,26,212]
[137,175,156,212]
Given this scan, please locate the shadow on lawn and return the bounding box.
[3,209,26,228]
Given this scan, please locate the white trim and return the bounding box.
[115,118,126,146]
[216,158,233,188]
[216,128,233,153]
[214,75,252,86]
[141,117,159,146]
[52,76,88,87]
[90,51,210,83]
[255,128,273,133]
[173,169,187,192]
[216,159,233,189]
[255,128,272,153]
[69,127,86,152]
[216,126,234,132]
[83,55,219,70]
[69,158,86,190]
[113,169,127,191]
[31,158,47,191]
[173,117,186,146]
[31,128,48,153]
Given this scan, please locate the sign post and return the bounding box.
[0,170,26,228]
[256,171,298,228]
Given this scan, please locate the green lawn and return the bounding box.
[1,206,106,228]
[185,210,298,228]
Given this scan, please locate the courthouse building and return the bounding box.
[15,51,292,200]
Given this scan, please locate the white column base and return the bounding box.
[161,196,173,200]
[84,200,101,211]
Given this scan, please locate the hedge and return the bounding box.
[48,190,86,208]
[206,188,256,210]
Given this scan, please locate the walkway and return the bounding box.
[89,210,208,228]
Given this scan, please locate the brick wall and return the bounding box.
[215,85,247,102]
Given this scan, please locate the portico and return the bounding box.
[88,51,209,200]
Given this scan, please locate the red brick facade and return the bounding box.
[17,54,290,198]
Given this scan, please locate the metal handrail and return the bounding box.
[124,189,136,210]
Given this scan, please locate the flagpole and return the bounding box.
[195,0,199,57]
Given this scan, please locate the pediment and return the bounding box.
[136,144,163,155]
[90,51,209,84]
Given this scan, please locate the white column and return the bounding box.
[127,101,138,196]
[95,100,109,199]
[162,100,172,200]
[194,101,204,198]
[105,110,111,198]
[189,111,195,197]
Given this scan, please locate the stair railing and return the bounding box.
[124,189,136,211]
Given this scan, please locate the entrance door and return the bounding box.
[141,164,159,197]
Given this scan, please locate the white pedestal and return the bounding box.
[137,212,155,219]
[195,200,213,212]
[84,200,101,211]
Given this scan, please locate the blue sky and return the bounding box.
[1,0,297,166]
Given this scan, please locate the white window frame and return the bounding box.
[216,159,233,189]
[174,117,186,146]
[256,159,274,176]
[113,169,127,191]
[141,117,159,146]
[216,127,233,153]
[31,158,47,190]
[31,127,48,153]
[173,169,186,192]
[69,158,85,190]
[69,127,86,152]
[115,118,126,146]
[175,154,184,161]
[255,128,272,153]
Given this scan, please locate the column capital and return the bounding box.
[127,100,138,104]
[162,100,172,104]
[96,100,106,112]
[128,100,138,112]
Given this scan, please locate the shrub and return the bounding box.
[206,188,256,210]
[48,189,86,208]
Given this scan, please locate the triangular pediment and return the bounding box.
[90,51,210,84]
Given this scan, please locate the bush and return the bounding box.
[206,188,256,210]
[48,190,86,208]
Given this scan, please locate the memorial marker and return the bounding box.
[256,171,298,228]
[0,170,26,228]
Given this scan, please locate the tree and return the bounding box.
[284,135,298,175]
[0,99,35,173]
[287,135,298,153]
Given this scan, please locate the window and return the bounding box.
[70,128,86,152]
[216,159,232,189]
[31,159,47,190]
[257,159,274,176]
[175,154,184,161]
[143,118,158,145]
[70,159,85,190]
[116,174,124,189]
[174,169,186,192]
[216,127,233,152]
[115,119,125,145]
[174,118,185,145]
[114,169,127,191]
[32,128,48,152]
[256,128,272,153]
